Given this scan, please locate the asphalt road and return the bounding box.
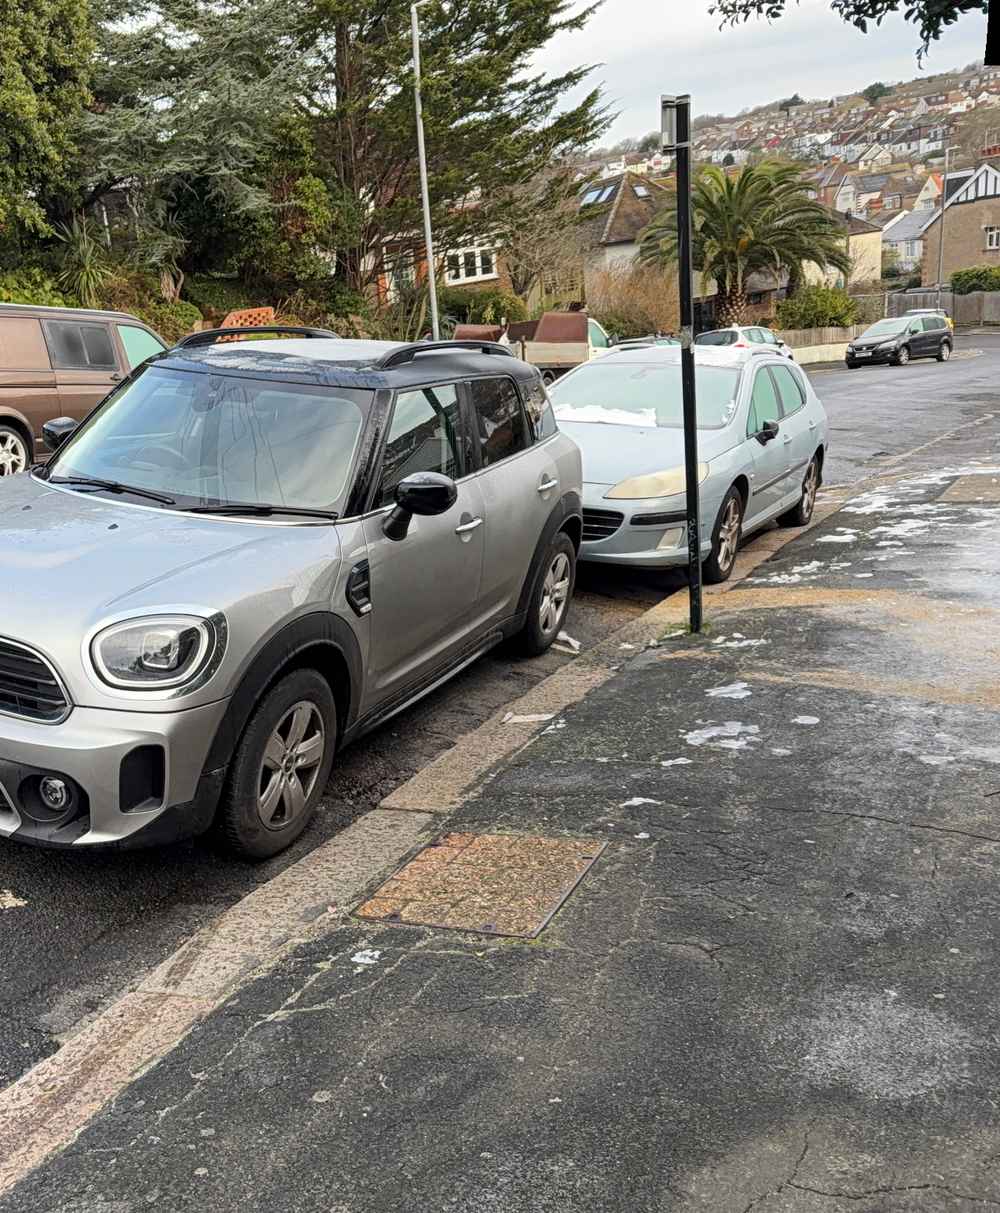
[0,334,996,1092]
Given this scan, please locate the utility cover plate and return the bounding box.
[939,475,1000,502]
[355,832,605,938]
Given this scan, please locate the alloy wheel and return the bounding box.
[801,460,819,520]
[940,343,951,361]
[897,346,910,365]
[257,701,326,830]
[539,552,571,635]
[0,431,28,477]
[716,496,742,574]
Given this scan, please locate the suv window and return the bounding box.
[747,368,781,437]
[43,321,117,370]
[469,376,531,467]
[746,328,765,342]
[696,330,737,346]
[922,316,945,331]
[769,364,805,414]
[523,377,557,441]
[759,329,780,345]
[379,385,462,507]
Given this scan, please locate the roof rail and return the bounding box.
[174,325,339,349]
[376,340,516,370]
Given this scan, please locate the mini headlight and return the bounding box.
[605,462,710,500]
[91,614,225,690]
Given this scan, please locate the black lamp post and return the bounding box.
[661,93,702,633]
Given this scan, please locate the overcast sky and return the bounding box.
[539,0,989,145]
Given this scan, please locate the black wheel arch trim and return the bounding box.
[514,491,582,619]
[201,612,363,779]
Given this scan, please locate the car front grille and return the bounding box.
[0,638,70,723]
[582,508,625,542]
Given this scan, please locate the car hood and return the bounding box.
[555,417,737,486]
[0,475,342,650]
[852,334,902,349]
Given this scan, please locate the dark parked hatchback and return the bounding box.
[845,315,952,368]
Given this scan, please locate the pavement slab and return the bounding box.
[6,434,1000,1209]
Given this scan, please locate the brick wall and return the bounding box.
[922,198,1000,284]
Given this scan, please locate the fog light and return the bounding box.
[39,776,70,811]
[657,527,684,550]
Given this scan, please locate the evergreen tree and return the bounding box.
[0,0,92,242]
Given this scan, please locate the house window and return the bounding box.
[633,183,651,198]
[385,249,415,302]
[581,188,602,206]
[445,244,500,285]
[986,226,1000,251]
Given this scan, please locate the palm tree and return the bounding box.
[639,161,852,326]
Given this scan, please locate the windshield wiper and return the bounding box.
[48,476,176,506]
[185,504,339,520]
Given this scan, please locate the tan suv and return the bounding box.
[0,304,167,476]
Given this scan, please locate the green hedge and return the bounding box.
[0,268,76,307]
[438,286,527,325]
[951,265,1000,295]
[183,275,261,319]
[775,284,858,329]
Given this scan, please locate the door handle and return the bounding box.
[782,435,793,445]
[454,517,483,534]
[110,373,122,382]
[808,420,817,431]
[537,476,559,493]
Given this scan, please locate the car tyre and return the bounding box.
[541,370,557,386]
[216,668,337,860]
[513,531,576,656]
[937,341,952,362]
[892,345,910,366]
[779,454,821,528]
[0,424,31,477]
[846,361,861,369]
[703,485,744,584]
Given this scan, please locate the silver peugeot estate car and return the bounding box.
[0,330,582,858]
[548,343,827,580]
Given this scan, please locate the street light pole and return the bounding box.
[662,94,702,633]
[411,0,441,340]
[936,144,960,310]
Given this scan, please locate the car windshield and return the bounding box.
[45,365,371,513]
[862,318,909,338]
[694,331,737,346]
[549,361,741,429]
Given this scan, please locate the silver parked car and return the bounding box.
[548,344,827,580]
[0,331,582,858]
[694,325,794,360]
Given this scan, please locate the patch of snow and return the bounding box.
[918,755,955,767]
[661,757,694,767]
[792,561,824,574]
[620,797,663,808]
[816,534,856,544]
[0,890,26,910]
[706,681,752,700]
[771,747,792,756]
[792,715,820,726]
[351,949,382,966]
[854,573,874,578]
[504,712,554,724]
[682,721,761,750]
[634,832,651,840]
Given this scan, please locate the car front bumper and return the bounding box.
[0,699,230,848]
[581,486,714,569]
[845,348,895,365]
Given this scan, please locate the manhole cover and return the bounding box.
[355,832,605,938]
[939,475,1000,503]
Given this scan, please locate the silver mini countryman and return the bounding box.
[0,330,582,858]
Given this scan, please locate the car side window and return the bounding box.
[468,376,531,467]
[746,328,764,343]
[43,321,117,370]
[117,324,167,369]
[523,376,557,441]
[747,368,781,437]
[922,317,942,331]
[908,320,922,335]
[588,320,610,349]
[378,385,462,507]
[769,364,805,415]
[760,329,779,345]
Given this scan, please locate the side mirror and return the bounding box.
[383,471,458,541]
[42,417,79,451]
[756,419,780,446]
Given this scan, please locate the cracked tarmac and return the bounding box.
[5,417,1000,1209]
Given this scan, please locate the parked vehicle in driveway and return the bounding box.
[846,315,952,367]
[0,330,582,858]
[0,303,168,476]
[547,345,827,581]
[695,326,794,360]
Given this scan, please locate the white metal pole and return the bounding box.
[411,2,440,341]
[936,145,959,309]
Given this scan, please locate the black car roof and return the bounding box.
[152,337,539,391]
